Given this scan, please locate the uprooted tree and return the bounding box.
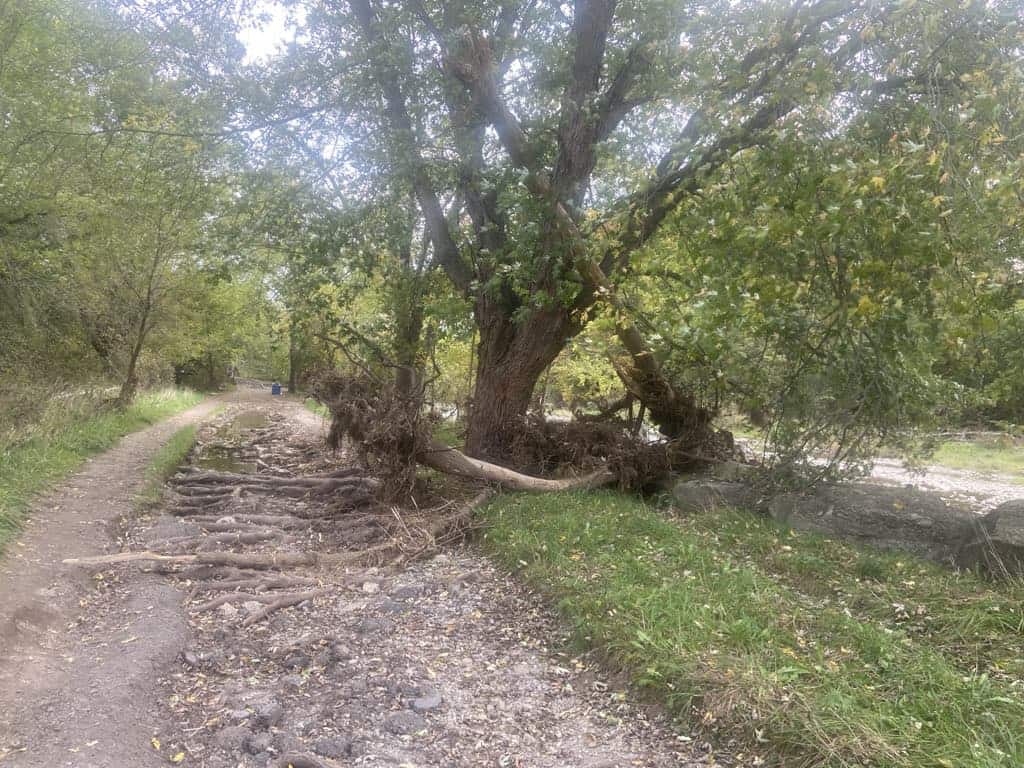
[247,0,1021,476]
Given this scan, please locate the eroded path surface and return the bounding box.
[2,389,717,767]
[0,394,222,766]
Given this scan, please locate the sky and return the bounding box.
[236,1,300,64]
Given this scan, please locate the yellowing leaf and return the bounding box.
[171,752,186,763]
[869,175,886,191]
[151,737,161,751]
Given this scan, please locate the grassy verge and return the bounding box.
[930,439,1024,478]
[0,388,201,550]
[482,490,1024,768]
[134,425,198,508]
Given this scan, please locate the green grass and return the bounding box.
[134,424,198,508]
[930,438,1024,478]
[481,491,1024,768]
[304,397,330,418]
[432,419,465,450]
[0,388,201,551]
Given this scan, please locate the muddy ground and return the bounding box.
[0,389,721,768]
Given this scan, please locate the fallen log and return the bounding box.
[417,440,615,492]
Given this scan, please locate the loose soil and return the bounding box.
[0,388,717,768]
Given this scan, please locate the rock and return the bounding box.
[242,600,265,615]
[181,650,200,669]
[252,699,285,729]
[355,618,385,635]
[767,483,980,564]
[243,732,273,755]
[313,736,352,759]
[213,725,251,752]
[389,680,420,696]
[390,585,421,601]
[361,581,380,594]
[218,603,239,617]
[710,460,757,483]
[329,642,354,661]
[384,711,426,735]
[958,499,1024,575]
[227,709,251,722]
[671,480,753,514]
[283,653,308,671]
[280,675,305,691]
[377,599,407,615]
[411,692,443,713]
[344,677,369,697]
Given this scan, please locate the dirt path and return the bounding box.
[2,390,718,768]
[0,394,226,766]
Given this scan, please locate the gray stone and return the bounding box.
[280,675,305,691]
[384,711,426,735]
[766,483,981,564]
[213,725,251,752]
[283,653,308,670]
[411,692,443,713]
[390,585,422,601]
[330,642,354,661]
[710,460,757,482]
[313,736,352,759]
[356,618,385,635]
[243,732,273,755]
[377,599,407,615]
[958,499,1024,575]
[227,709,251,722]
[671,479,753,513]
[252,699,284,729]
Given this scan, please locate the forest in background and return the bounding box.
[1,0,1021,482]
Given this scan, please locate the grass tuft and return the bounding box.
[134,425,198,509]
[0,387,201,552]
[481,490,1024,768]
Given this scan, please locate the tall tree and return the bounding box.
[247,0,1020,462]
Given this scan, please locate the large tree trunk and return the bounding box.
[464,302,573,462]
[116,351,140,407]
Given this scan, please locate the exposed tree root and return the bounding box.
[188,574,316,599]
[64,551,322,569]
[275,753,344,768]
[193,587,325,613]
[190,514,313,530]
[241,589,331,627]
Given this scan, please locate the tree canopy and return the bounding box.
[2,0,1022,477]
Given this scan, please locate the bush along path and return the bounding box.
[23,392,719,768]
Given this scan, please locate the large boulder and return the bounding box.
[957,499,1024,575]
[672,476,1024,575]
[672,479,758,513]
[766,484,983,565]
